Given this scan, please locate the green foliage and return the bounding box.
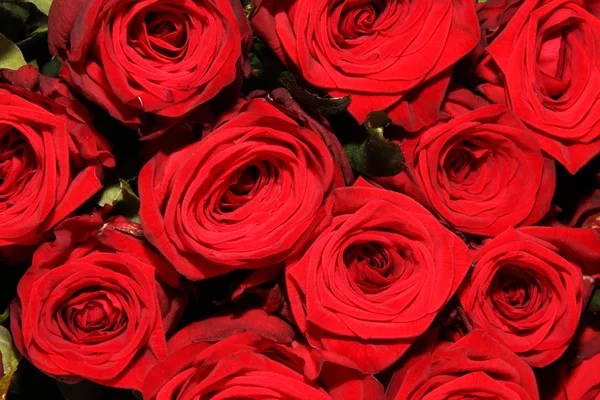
[98,177,141,223]
[0,33,25,69]
[24,0,53,15]
[0,1,50,69]
[587,287,600,313]
[343,111,405,177]
[1,325,21,400]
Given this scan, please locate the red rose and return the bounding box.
[458,227,595,367]
[476,0,600,173]
[285,179,472,373]
[552,353,600,399]
[0,66,114,264]
[142,308,384,400]
[139,96,345,280]
[377,87,555,237]
[48,0,251,139]
[542,319,600,399]
[10,212,187,390]
[252,0,480,131]
[386,330,539,399]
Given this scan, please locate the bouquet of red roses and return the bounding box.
[1,0,599,398]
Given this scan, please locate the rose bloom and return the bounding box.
[376,87,555,237]
[285,179,472,373]
[142,308,384,400]
[252,0,480,131]
[458,227,596,367]
[542,319,600,399]
[139,96,345,280]
[48,0,251,139]
[386,330,539,400]
[0,66,114,263]
[553,353,600,399]
[475,0,600,173]
[10,212,187,390]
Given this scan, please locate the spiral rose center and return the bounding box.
[130,9,188,59]
[146,12,186,48]
[60,288,127,343]
[443,142,490,185]
[76,302,110,330]
[0,126,36,206]
[489,266,542,320]
[344,243,402,292]
[220,164,268,213]
[339,2,381,38]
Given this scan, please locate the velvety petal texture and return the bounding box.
[0,66,114,263]
[545,320,600,400]
[286,179,472,373]
[386,330,539,400]
[252,0,480,131]
[376,87,555,237]
[139,96,345,280]
[476,0,600,173]
[9,212,187,390]
[459,227,594,367]
[142,308,385,400]
[554,353,600,399]
[48,0,251,139]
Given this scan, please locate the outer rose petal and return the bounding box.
[387,330,539,400]
[165,308,297,353]
[541,317,600,400]
[142,310,385,400]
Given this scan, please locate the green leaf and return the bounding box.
[587,287,600,313]
[0,33,26,70]
[98,182,125,207]
[343,111,405,177]
[98,178,141,223]
[24,0,52,15]
[0,3,30,22]
[31,24,48,35]
[0,308,7,325]
[16,24,48,47]
[364,110,392,138]
[1,325,21,400]
[40,56,61,77]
